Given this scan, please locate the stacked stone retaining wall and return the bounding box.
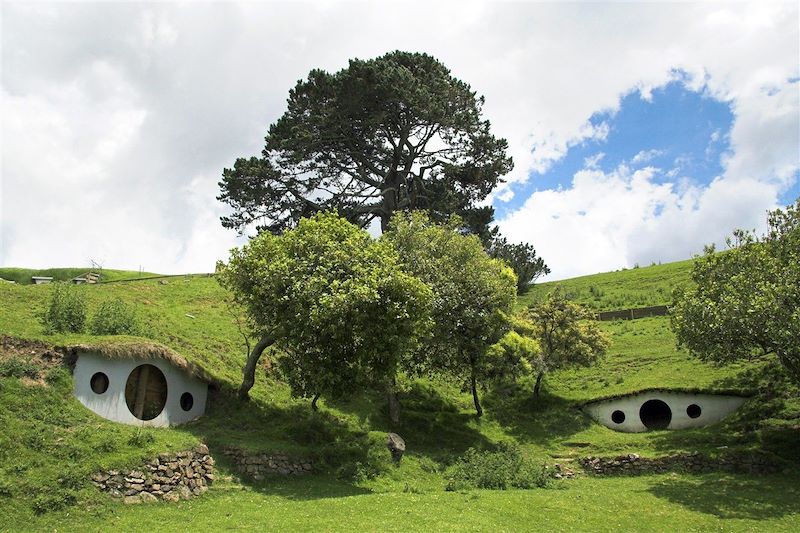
[580,452,781,476]
[222,446,313,480]
[92,445,215,504]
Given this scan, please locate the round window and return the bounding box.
[686,404,702,419]
[611,410,625,424]
[124,364,167,421]
[90,372,109,394]
[180,392,194,412]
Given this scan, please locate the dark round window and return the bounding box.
[90,372,109,394]
[686,404,702,419]
[125,364,167,421]
[611,410,626,424]
[180,392,194,412]
[639,399,672,430]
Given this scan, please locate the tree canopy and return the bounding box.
[218,51,513,235]
[526,290,610,397]
[216,212,432,405]
[671,200,800,383]
[385,212,517,416]
[490,237,551,294]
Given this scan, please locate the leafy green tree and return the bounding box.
[218,51,512,236]
[671,200,800,382]
[385,212,517,416]
[216,212,432,412]
[527,291,610,397]
[489,237,550,294]
[483,328,541,388]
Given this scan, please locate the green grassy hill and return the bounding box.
[519,259,694,310]
[1,259,798,532]
[0,267,162,285]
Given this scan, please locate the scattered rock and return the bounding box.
[386,433,406,463]
[139,492,158,503]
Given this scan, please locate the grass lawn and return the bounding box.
[15,474,800,532]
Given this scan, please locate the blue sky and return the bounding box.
[495,81,738,219]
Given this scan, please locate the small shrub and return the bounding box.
[0,357,39,379]
[32,490,77,515]
[445,442,549,491]
[127,428,156,447]
[41,283,87,334]
[90,298,139,335]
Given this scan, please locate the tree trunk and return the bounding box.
[471,367,483,417]
[311,392,320,411]
[387,375,401,425]
[238,333,275,400]
[533,371,545,398]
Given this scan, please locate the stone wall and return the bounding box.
[222,446,312,480]
[92,445,215,504]
[580,451,781,476]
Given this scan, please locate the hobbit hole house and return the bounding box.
[73,348,209,427]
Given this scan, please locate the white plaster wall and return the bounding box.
[73,352,208,427]
[583,392,747,433]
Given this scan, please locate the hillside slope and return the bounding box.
[1,259,797,530]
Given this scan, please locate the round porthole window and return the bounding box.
[125,364,167,421]
[90,372,109,394]
[686,404,702,419]
[611,410,625,424]
[180,392,194,412]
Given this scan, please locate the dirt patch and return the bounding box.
[0,335,70,383]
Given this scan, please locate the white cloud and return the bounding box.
[1,1,798,276]
[498,163,779,281]
[631,149,664,165]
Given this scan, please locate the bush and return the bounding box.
[90,298,138,335]
[445,442,548,491]
[0,357,39,379]
[31,491,77,515]
[41,283,87,334]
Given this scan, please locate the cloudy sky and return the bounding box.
[2,1,798,280]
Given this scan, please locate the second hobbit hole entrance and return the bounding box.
[639,399,672,430]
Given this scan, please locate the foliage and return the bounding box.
[90,298,139,335]
[217,211,432,406]
[0,357,40,379]
[489,237,550,295]
[483,313,541,387]
[218,51,512,235]
[385,211,517,415]
[671,200,800,382]
[40,283,87,334]
[527,290,610,396]
[445,442,548,491]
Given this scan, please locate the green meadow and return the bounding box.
[0,261,797,532]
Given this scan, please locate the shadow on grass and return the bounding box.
[182,380,493,498]
[325,379,495,464]
[648,473,800,520]
[482,383,593,448]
